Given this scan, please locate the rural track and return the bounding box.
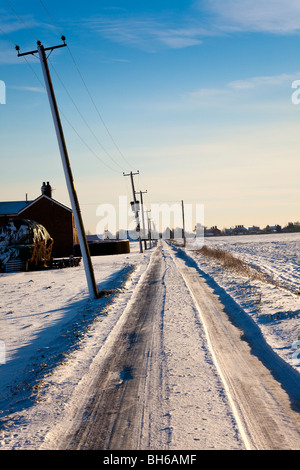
[61,243,169,450]
[59,241,300,450]
[171,244,300,450]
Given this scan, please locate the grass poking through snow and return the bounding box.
[196,246,271,284]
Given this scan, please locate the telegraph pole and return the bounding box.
[137,190,147,250]
[16,38,99,299]
[146,210,152,248]
[123,171,143,253]
[182,200,186,247]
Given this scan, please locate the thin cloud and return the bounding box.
[0,10,38,34]
[0,49,19,64]
[227,73,298,90]
[184,72,299,107]
[9,85,45,93]
[84,16,203,51]
[197,0,300,34]
[187,87,226,98]
[82,0,300,55]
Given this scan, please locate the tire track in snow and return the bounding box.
[55,242,245,450]
[59,244,169,449]
[168,242,300,450]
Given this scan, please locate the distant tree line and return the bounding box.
[202,221,300,237]
[282,221,300,232]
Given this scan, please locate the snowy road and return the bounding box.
[47,241,245,450]
[173,246,300,450]
[2,239,300,450]
[61,242,170,450]
[44,240,300,450]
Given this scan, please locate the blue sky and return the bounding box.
[0,0,299,232]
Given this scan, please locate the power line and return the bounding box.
[0,33,119,173]
[38,0,63,35]
[0,24,44,86]
[1,5,122,173]
[37,0,126,170]
[38,0,134,171]
[58,106,122,173]
[47,58,125,171]
[66,47,133,170]
[0,23,45,94]
[4,0,38,41]
[35,39,99,298]
[123,171,143,253]
[0,24,17,46]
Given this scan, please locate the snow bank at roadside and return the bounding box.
[186,232,300,372]
[1,233,299,449]
[0,242,152,448]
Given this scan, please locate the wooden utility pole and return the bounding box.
[182,200,186,247]
[16,38,99,299]
[146,210,152,248]
[137,190,147,250]
[123,171,143,253]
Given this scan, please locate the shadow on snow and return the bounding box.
[0,264,135,420]
[172,244,300,414]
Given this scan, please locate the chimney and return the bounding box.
[41,181,52,198]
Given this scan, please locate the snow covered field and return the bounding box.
[187,232,300,372]
[0,242,153,448]
[0,233,299,449]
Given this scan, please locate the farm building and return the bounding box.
[204,226,221,237]
[0,182,78,258]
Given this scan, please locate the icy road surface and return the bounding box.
[1,239,300,450]
[45,242,300,450]
[45,241,244,450]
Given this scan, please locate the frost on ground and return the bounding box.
[0,243,152,448]
[187,232,300,372]
[0,234,299,450]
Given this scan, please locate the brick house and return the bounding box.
[0,182,78,257]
